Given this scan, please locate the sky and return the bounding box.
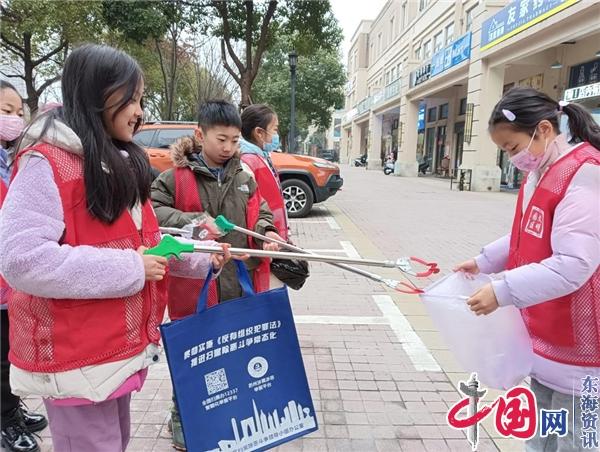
[330,0,388,65]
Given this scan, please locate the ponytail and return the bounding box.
[561,102,600,150]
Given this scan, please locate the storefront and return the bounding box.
[564,58,600,125]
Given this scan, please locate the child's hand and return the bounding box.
[467,283,499,315]
[212,243,232,270]
[453,258,480,276]
[263,231,284,252]
[137,246,168,281]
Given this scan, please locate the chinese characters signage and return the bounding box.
[564,82,600,102]
[431,33,472,77]
[481,0,579,51]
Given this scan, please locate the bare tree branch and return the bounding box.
[250,0,277,81]
[35,74,61,97]
[220,39,242,86]
[32,40,67,67]
[211,1,244,74]
[0,33,25,57]
[0,70,25,81]
[244,1,253,73]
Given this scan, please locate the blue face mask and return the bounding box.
[263,133,280,153]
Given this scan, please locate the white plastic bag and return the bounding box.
[420,272,533,389]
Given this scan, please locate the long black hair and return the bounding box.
[241,104,276,144]
[30,44,151,223]
[489,86,600,150]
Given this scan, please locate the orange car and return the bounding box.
[134,122,343,218]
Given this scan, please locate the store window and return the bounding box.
[465,4,478,32]
[434,32,444,53]
[459,98,467,116]
[424,40,432,59]
[445,22,454,45]
[439,103,449,119]
[427,107,437,122]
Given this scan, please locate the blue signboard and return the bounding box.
[417,103,426,131]
[481,0,579,50]
[161,262,317,452]
[431,33,472,77]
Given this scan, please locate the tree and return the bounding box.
[0,0,104,113]
[209,0,342,107]
[253,36,346,151]
[103,0,206,120]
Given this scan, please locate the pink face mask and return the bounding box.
[0,114,25,142]
[509,128,548,172]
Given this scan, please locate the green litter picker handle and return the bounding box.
[144,235,195,260]
[215,215,236,233]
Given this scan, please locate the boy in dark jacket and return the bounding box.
[151,100,283,450]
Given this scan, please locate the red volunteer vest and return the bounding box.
[507,143,600,366]
[167,167,270,320]
[8,144,167,373]
[0,180,9,305]
[241,153,288,241]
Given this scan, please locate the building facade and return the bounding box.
[340,0,600,191]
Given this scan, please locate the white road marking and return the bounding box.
[295,295,440,372]
[325,216,341,230]
[340,241,361,259]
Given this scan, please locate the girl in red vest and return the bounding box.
[0,45,230,452]
[0,81,49,452]
[239,104,289,241]
[455,87,600,451]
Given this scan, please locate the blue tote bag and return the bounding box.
[160,261,318,452]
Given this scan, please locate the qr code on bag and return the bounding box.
[205,368,229,395]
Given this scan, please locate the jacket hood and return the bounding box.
[240,138,269,158]
[170,134,244,178]
[17,115,83,157]
[170,135,201,168]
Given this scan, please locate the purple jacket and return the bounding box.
[0,123,214,301]
[475,138,600,394]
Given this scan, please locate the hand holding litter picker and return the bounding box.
[212,215,440,294]
[159,213,227,241]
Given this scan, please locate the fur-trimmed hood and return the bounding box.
[169,135,242,170]
[170,135,202,169]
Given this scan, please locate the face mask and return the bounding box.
[263,132,280,153]
[509,128,548,172]
[0,115,25,142]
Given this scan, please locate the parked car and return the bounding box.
[317,149,339,162]
[133,122,343,218]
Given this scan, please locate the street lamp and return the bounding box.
[288,50,297,153]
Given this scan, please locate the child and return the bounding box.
[0,45,230,452]
[454,86,600,451]
[240,104,288,241]
[0,81,48,452]
[151,99,283,449]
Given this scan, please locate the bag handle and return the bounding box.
[196,260,255,313]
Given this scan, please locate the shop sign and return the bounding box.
[431,33,472,77]
[564,82,600,102]
[481,0,579,51]
[568,59,600,89]
[410,63,432,88]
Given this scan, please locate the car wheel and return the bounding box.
[281,179,314,218]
